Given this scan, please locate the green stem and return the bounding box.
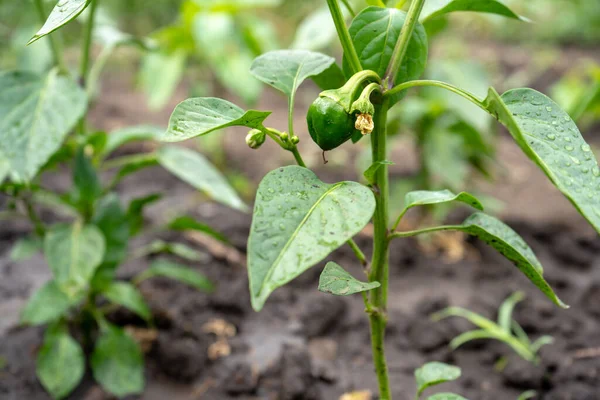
[368,98,392,400]
[391,207,409,232]
[23,197,46,237]
[347,238,368,267]
[80,0,99,87]
[388,225,463,240]
[326,0,362,75]
[339,0,356,17]
[33,0,67,73]
[77,0,99,136]
[384,80,487,110]
[384,0,426,88]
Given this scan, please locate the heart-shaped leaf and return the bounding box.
[403,190,484,211]
[415,362,461,396]
[0,70,86,182]
[157,146,248,212]
[44,223,106,295]
[37,323,85,400]
[250,49,335,102]
[420,0,528,23]
[162,97,271,142]
[29,0,92,44]
[102,282,151,321]
[248,166,376,311]
[318,262,380,296]
[91,326,144,398]
[344,6,428,104]
[484,88,600,234]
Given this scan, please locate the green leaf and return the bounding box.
[427,394,468,400]
[137,239,208,262]
[311,62,347,91]
[292,7,338,51]
[403,189,484,211]
[36,323,85,399]
[102,282,151,321]
[29,0,91,44]
[0,70,86,182]
[10,236,42,261]
[104,125,163,156]
[498,291,525,332]
[157,146,248,212]
[248,166,376,311]
[415,362,461,396]
[364,160,395,185]
[484,88,600,234]
[72,147,101,213]
[140,50,187,111]
[162,97,270,142]
[250,49,335,101]
[459,213,566,308]
[345,6,428,104]
[135,259,213,292]
[167,215,228,243]
[110,153,159,188]
[318,262,380,296]
[91,326,144,398]
[44,223,106,295]
[127,193,162,236]
[21,281,73,325]
[192,13,262,105]
[420,0,528,23]
[92,194,130,270]
[517,391,537,400]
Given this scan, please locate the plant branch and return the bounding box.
[23,197,46,237]
[339,0,356,17]
[384,80,487,111]
[33,0,67,73]
[388,225,463,240]
[347,237,368,268]
[80,0,99,87]
[326,0,362,75]
[391,207,409,232]
[384,0,426,88]
[368,97,392,399]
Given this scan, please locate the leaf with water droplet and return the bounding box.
[401,189,484,214]
[29,0,92,44]
[318,262,379,296]
[161,98,271,142]
[484,87,600,234]
[248,166,375,311]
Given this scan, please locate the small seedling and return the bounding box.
[432,292,554,364]
[413,361,537,400]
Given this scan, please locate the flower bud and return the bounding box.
[245,129,266,149]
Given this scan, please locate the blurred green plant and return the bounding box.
[0,1,246,398]
[552,61,600,131]
[432,292,554,364]
[139,0,281,109]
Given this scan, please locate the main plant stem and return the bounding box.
[368,98,392,399]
